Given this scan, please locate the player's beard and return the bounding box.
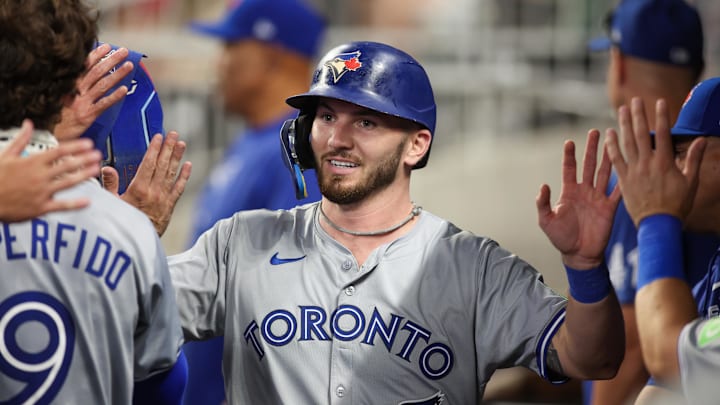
[319,138,407,205]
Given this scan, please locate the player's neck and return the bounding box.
[320,201,420,237]
[318,194,420,265]
[320,186,414,228]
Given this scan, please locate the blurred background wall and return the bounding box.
[97,0,720,300]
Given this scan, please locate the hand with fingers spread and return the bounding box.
[605,98,707,226]
[535,130,625,381]
[0,120,102,222]
[537,129,622,269]
[102,131,192,236]
[54,43,134,140]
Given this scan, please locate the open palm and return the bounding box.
[537,130,621,269]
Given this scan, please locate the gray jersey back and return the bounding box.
[0,180,183,404]
[170,202,567,404]
[678,316,720,404]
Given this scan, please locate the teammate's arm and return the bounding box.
[591,304,649,404]
[132,350,188,405]
[133,226,189,404]
[0,119,102,221]
[536,129,625,379]
[606,98,707,388]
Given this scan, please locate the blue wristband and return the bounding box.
[637,214,685,290]
[565,263,611,304]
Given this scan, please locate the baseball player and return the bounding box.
[606,78,720,404]
[584,1,720,403]
[0,1,186,403]
[150,41,625,404]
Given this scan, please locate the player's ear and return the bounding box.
[610,48,627,85]
[404,128,432,168]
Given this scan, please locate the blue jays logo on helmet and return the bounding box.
[324,50,362,83]
[398,391,445,405]
[682,83,698,108]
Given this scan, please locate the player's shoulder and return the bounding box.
[226,201,316,233]
[90,182,153,220]
[416,209,501,253]
[412,211,532,285]
[56,180,157,235]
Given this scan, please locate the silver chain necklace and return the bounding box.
[319,202,422,237]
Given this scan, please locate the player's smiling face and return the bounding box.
[310,98,422,204]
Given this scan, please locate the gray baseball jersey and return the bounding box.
[0,178,183,404]
[678,316,720,405]
[169,202,568,404]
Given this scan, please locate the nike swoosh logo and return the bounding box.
[270,252,306,265]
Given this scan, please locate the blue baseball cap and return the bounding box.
[588,0,704,70]
[81,43,165,194]
[81,43,145,149]
[102,61,165,194]
[189,0,326,58]
[671,77,720,137]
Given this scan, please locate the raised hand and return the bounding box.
[605,98,706,226]
[0,120,102,222]
[536,129,621,269]
[102,132,192,236]
[54,43,134,140]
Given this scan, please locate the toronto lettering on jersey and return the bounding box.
[0,219,131,290]
[243,305,454,380]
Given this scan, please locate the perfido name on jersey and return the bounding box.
[0,219,131,290]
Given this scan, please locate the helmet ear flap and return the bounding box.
[294,112,315,169]
[279,111,316,200]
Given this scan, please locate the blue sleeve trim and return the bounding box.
[133,350,188,405]
[536,308,570,384]
[637,214,685,290]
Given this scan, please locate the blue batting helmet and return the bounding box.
[81,44,164,194]
[285,41,436,169]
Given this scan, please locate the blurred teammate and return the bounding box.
[585,1,718,403]
[123,40,625,404]
[0,1,186,403]
[606,78,720,404]
[182,0,325,403]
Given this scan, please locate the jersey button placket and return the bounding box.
[329,347,352,404]
[331,257,356,404]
